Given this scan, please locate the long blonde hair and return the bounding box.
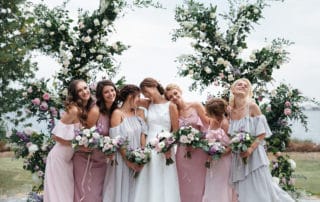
[165,83,182,100]
[229,78,253,108]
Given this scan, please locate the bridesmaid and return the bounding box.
[44,79,92,202]
[73,80,117,202]
[228,78,294,202]
[202,98,237,202]
[165,83,209,202]
[103,84,147,202]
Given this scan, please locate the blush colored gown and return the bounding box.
[176,108,208,202]
[44,121,79,202]
[73,114,109,202]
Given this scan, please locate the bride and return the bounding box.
[134,77,181,202]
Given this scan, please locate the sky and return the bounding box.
[30,0,320,103]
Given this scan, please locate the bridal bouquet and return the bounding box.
[203,140,226,168]
[72,126,102,150]
[100,135,127,166]
[148,130,176,165]
[126,147,151,177]
[174,126,206,159]
[230,131,254,164]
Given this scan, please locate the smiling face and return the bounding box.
[102,85,116,105]
[76,81,91,102]
[165,88,182,104]
[231,79,252,98]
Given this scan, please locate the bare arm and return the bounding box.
[192,102,210,126]
[169,102,179,132]
[137,98,151,109]
[136,109,147,148]
[86,105,100,128]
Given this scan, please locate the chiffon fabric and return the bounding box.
[73,114,109,202]
[228,107,294,202]
[202,127,237,202]
[134,102,181,202]
[103,115,147,202]
[176,108,207,202]
[44,121,78,202]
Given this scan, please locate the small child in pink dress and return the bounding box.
[202,98,237,202]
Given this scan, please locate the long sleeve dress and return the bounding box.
[102,114,147,202]
[228,107,294,202]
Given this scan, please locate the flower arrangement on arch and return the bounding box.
[173,126,207,159]
[148,130,176,165]
[230,131,254,164]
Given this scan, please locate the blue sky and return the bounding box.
[31,0,320,102]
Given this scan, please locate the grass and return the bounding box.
[0,154,33,198]
[0,152,319,199]
[286,152,320,196]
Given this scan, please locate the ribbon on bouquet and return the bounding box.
[80,153,93,202]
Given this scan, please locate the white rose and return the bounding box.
[41,144,48,151]
[24,127,34,136]
[75,135,82,141]
[62,88,68,96]
[7,8,12,13]
[28,144,39,153]
[204,66,212,74]
[287,159,296,170]
[63,60,70,67]
[93,18,100,26]
[49,32,54,36]
[158,141,165,149]
[112,43,119,51]
[149,138,159,146]
[13,30,20,35]
[96,55,103,61]
[228,74,234,81]
[102,19,109,27]
[188,69,194,76]
[249,53,256,61]
[87,29,92,34]
[82,36,91,43]
[79,21,85,29]
[272,177,280,185]
[81,53,86,58]
[22,92,28,97]
[217,57,224,65]
[253,8,259,14]
[89,48,96,53]
[6,130,13,138]
[92,132,100,139]
[45,20,52,27]
[58,24,66,31]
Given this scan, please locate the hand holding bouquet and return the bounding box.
[126,147,151,177]
[100,135,127,166]
[203,140,226,168]
[174,126,206,159]
[148,130,176,165]
[230,131,254,164]
[72,126,102,151]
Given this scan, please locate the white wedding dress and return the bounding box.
[134,102,181,202]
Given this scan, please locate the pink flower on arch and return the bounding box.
[285,101,291,107]
[40,101,48,111]
[284,108,291,116]
[42,92,50,101]
[32,98,41,105]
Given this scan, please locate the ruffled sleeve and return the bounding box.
[51,121,76,140]
[109,125,122,138]
[252,115,272,138]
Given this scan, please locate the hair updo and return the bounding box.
[118,84,140,103]
[139,77,165,95]
[205,98,228,121]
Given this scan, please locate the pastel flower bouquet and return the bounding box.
[72,126,102,151]
[126,147,152,177]
[174,126,206,159]
[203,141,226,168]
[148,130,176,165]
[230,131,254,164]
[100,135,127,166]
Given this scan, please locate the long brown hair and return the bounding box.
[64,79,95,125]
[205,98,228,121]
[95,80,118,117]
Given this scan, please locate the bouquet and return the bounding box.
[100,135,127,166]
[148,130,176,165]
[230,131,254,164]
[72,126,102,151]
[126,147,151,177]
[174,126,206,159]
[203,141,226,168]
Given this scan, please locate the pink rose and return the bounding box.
[50,107,58,117]
[284,108,291,116]
[42,92,50,101]
[40,101,48,111]
[285,101,291,107]
[32,98,41,105]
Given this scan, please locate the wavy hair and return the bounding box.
[118,84,140,103]
[95,80,118,117]
[229,78,253,108]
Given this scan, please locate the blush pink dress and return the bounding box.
[73,114,109,202]
[176,108,208,202]
[44,121,79,202]
[202,127,237,202]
